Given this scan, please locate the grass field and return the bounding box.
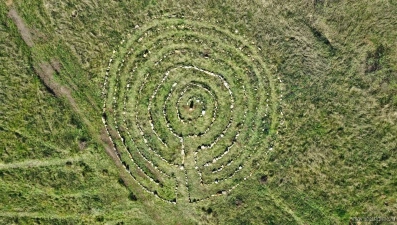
[1,0,396,224]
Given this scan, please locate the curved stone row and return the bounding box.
[148,57,226,139]
[102,49,178,203]
[193,84,248,182]
[189,169,255,203]
[123,127,171,179]
[174,83,217,128]
[102,16,279,203]
[138,71,180,165]
[102,105,177,205]
[105,44,180,200]
[143,52,237,161]
[140,49,244,199]
[144,53,241,200]
[211,158,234,174]
[160,66,233,140]
[140,43,241,198]
[110,49,170,186]
[121,56,178,172]
[101,114,176,204]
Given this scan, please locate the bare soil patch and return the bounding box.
[78,141,87,150]
[49,58,100,111]
[34,62,82,114]
[5,0,13,6]
[100,128,120,162]
[35,63,67,96]
[50,59,63,73]
[7,9,34,47]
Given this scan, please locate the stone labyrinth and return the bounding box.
[102,16,279,204]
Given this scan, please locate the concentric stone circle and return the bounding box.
[102,15,278,204]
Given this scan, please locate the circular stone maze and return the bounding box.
[101,14,280,204]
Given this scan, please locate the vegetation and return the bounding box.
[1,0,396,224]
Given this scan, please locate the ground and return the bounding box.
[1,0,396,224]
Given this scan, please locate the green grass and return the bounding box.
[1,0,396,224]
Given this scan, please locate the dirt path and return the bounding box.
[33,62,117,161]
[1,126,68,154]
[0,211,78,220]
[0,156,82,170]
[7,6,100,112]
[264,188,305,225]
[49,59,101,112]
[5,6,112,166]
[34,63,80,109]
[7,8,34,47]
[34,62,135,196]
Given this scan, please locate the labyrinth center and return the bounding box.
[102,18,277,203]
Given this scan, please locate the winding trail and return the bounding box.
[264,188,305,225]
